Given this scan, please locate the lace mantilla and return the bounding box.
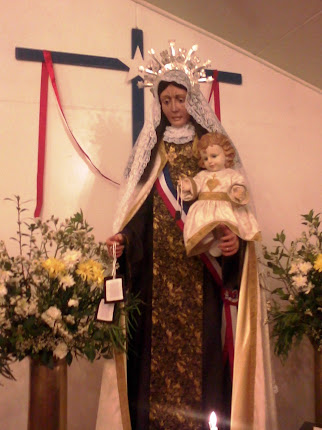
[163,123,195,144]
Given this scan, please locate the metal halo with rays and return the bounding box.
[137,40,214,90]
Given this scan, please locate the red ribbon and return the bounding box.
[222,301,235,379]
[208,70,221,121]
[34,62,49,217]
[34,51,119,217]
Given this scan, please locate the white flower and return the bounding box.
[46,306,62,320]
[68,298,79,307]
[305,309,313,317]
[56,323,73,341]
[298,261,312,274]
[0,269,13,283]
[14,297,38,317]
[53,342,68,359]
[289,262,299,274]
[10,297,18,305]
[59,275,75,290]
[28,299,38,315]
[292,274,307,290]
[0,283,8,297]
[14,298,30,317]
[41,306,62,327]
[65,315,75,324]
[288,294,295,302]
[62,250,82,269]
[266,300,272,311]
[4,320,11,330]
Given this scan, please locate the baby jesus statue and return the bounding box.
[179,131,261,257]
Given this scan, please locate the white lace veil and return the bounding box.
[113,69,245,233]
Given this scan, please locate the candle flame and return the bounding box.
[209,411,217,428]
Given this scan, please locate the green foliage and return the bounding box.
[0,196,140,380]
[263,210,322,360]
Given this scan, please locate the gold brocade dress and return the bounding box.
[149,140,204,429]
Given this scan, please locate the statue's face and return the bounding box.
[159,84,190,127]
[200,144,226,172]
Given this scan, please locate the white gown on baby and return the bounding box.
[182,168,261,256]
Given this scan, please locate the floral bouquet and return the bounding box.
[263,210,322,359]
[0,196,139,379]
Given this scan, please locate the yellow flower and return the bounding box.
[42,258,66,278]
[91,261,104,284]
[76,260,104,284]
[314,254,322,272]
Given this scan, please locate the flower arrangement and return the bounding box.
[263,210,322,359]
[0,196,139,379]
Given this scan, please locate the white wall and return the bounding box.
[0,0,320,429]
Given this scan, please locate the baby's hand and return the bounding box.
[178,177,191,192]
[231,185,246,203]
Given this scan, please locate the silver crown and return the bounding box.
[137,40,213,89]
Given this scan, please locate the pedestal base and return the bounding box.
[28,358,67,430]
[314,348,322,426]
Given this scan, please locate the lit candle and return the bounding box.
[209,411,218,430]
